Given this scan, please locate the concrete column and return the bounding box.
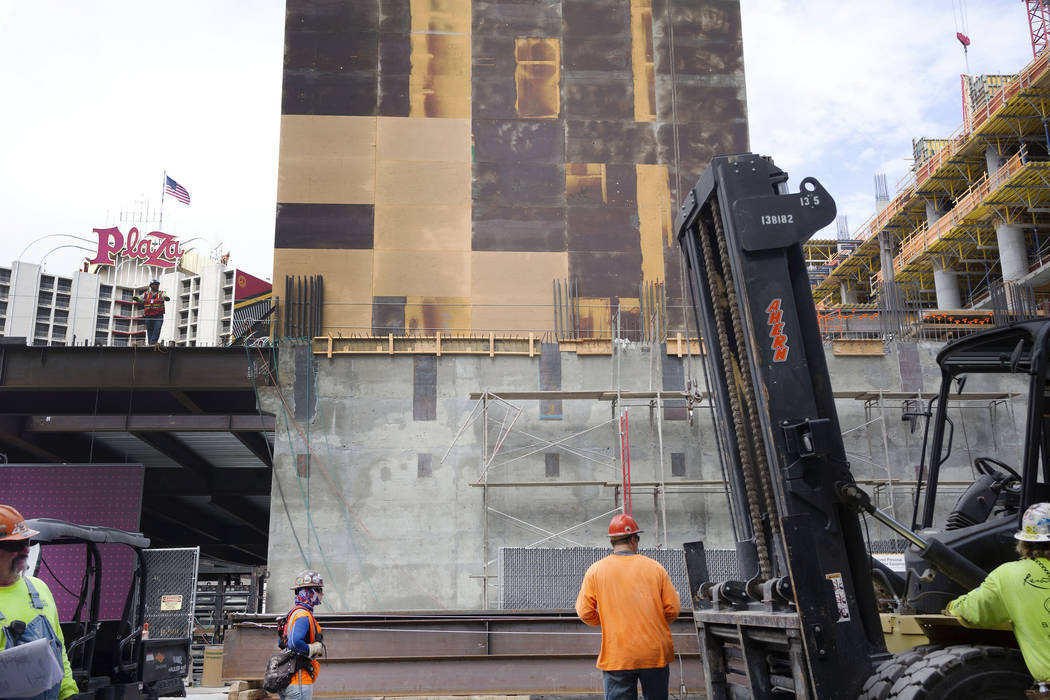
[996,223,1027,282]
[986,145,1004,179]
[840,281,859,306]
[925,199,944,225]
[931,258,961,310]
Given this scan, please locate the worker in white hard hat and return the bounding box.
[278,570,326,700]
[947,502,1050,693]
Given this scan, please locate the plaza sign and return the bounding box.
[88,226,185,268]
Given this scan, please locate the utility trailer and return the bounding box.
[25,518,197,700]
[674,154,1041,698]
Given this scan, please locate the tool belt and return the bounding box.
[1026,685,1050,699]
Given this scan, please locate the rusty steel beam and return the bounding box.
[222,611,704,697]
[0,345,276,390]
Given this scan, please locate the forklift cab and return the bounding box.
[903,320,1050,613]
[25,518,191,700]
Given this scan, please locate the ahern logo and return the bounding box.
[766,299,789,362]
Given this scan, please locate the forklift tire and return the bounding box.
[859,644,1029,699]
[859,644,942,699]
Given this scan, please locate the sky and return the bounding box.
[0,1,1037,280]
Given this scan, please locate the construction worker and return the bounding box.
[280,570,325,700]
[575,514,681,700]
[947,502,1050,696]
[133,279,169,346]
[0,505,78,700]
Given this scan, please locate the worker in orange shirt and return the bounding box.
[575,514,681,700]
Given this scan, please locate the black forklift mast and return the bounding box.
[675,154,886,698]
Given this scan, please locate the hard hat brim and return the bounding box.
[0,528,40,542]
[1015,531,1050,542]
[610,529,644,537]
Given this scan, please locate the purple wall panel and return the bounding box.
[0,465,144,621]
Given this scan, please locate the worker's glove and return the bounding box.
[307,642,323,658]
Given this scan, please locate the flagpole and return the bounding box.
[160,171,166,231]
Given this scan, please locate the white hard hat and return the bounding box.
[1015,502,1050,542]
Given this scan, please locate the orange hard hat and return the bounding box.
[608,514,643,539]
[0,505,40,541]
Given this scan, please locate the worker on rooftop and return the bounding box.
[947,502,1050,696]
[0,504,78,700]
[575,514,681,700]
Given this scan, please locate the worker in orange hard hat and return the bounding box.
[0,505,79,699]
[575,513,680,700]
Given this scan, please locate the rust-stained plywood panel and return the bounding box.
[374,204,471,251]
[515,38,560,119]
[566,121,658,164]
[473,120,565,163]
[637,164,671,281]
[566,163,607,204]
[564,36,630,71]
[567,207,638,253]
[563,76,634,121]
[373,250,470,297]
[404,296,472,332]
[410,0,471,33]
[377,117,471,162]
[471,251,567,331]
[379,33,412,117]
[563,0,630,38]
[278,115,377,204]
[472,205,566,252]
[410,33,471,118]
[570,251,642,298]
[630,0,656,122]
[577,296,612,338]
[472,36,518,120]
[275,204,374,249]
[274,248,373,333]
[473,163,565,207]
[376,160,471,205]
[473,0,562,35]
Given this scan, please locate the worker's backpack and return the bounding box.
[263,606,311,693]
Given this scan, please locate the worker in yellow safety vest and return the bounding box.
[0,504,79,700]
[948,502,1050,697]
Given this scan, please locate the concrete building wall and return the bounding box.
[262,340,1026,611]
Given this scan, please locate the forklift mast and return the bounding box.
[675,154,886,698]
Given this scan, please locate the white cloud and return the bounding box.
[740,0,1032,238]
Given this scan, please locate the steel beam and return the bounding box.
[24,414,275,432]
[0,345,276,390]
[222,612,703,696]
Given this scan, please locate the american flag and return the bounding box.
[164,175,191,205]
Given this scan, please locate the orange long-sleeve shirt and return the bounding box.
[575,552,681,670]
